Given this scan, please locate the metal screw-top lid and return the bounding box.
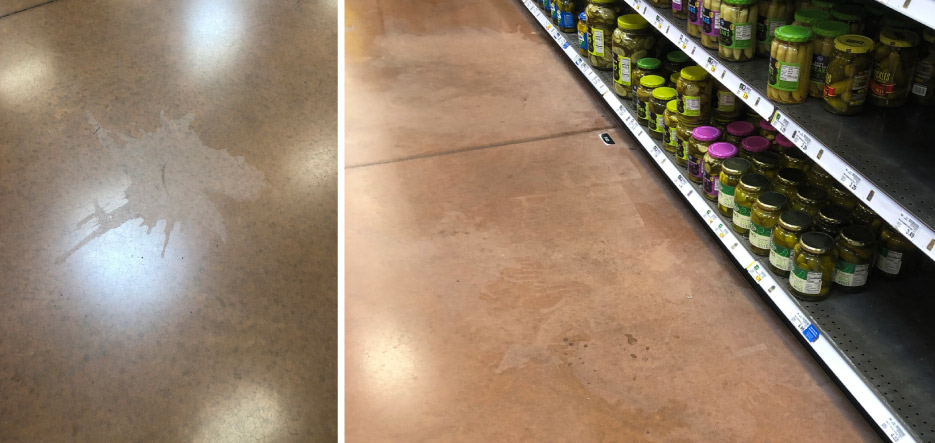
[752,151,781,168]
[722,157,751,175]
[851,201,877,223]
[783,147,808,160]
[795,185,826,204]
[776,167,807,185]
[800,231,835,254]
[742,135,771,153]
[829,180,850,197]
[739,173,770,190]
[692,125,722,142]
[758,119,777,132]
[756,191,788,211]
[727,121,755,137]
[779,210,812,232]
[708,142,739,159]
[818,203,850,225]
[839,224,875,247]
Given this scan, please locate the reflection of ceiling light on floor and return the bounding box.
[186,0,244,80]
[0,53,51,104]
[195,384,285,443]
[363,327,417,392]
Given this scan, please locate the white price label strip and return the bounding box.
[839,167,863,192]
[650,145,666,162]
[881,417,908,442]
[790,312,821,342]
[771,111,814,153]
[654,14,665,30]
[704,56,719,74]
[896,213,919,240]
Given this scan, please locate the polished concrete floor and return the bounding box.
[345,0,878,441]
[0,1,336,441]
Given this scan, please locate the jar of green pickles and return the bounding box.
[577,12,590,57]
[791,9,830,29]
[789,231,837,300]
[687,0,703,37]
[556,0,579,32]
[781,147,810,171]
[732,173,770,234]
[749,191,788,255]
[910,28,935,105]
[631,58,663,98]
[587,1,625,71]
[774,133,794,153]
[744,107,761,124]
[832,224,874,292]
[768,25,814,104]
[703,142,739,200]
[725,121,755,146]
[768,209,812,276]
[740,135,770,160]
[719,0,759,61]
[824,34,874,114]
[713,83,743,123]
[814,203,849,235]
[875,224,916,278]
[663,99,680,153]
[805,164,832,189]
[869,27,920,107]
[808,21,850,99]
[664,51,691,80]
[829,4,863,35]
[701,0,723,50]
[612,15,656,94]
[851,202,881,234]
[674,0,686,19]
[649,87,677,139]
[790,185,825,217]
[827,181,857,210]
[757,118,778,141]
[637,75,666,126]
[751,150,781,180]
[756,0,794,57]
[718,157,751,216]
[771,167,807,199]
[677,66,713,125]
[676,120,702,167]
[688,126,721,183]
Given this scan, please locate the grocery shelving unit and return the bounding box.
[518,1,935,442]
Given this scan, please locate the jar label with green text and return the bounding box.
[718,182,735,209]
[680,95,701,116]
[749,222,772,249]
[833,261,869,287]
[875,246,903,274]
[590,28,605,57]
[768,58,801,92]
[720,19,753,49]
[716,90,735,112]
[790,264,823,295]
[614,54,631,86]
[769,242,791,271]
[732,204,752,229]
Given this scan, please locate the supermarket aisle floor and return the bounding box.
[0,0,336,441]
[345,0,878,441]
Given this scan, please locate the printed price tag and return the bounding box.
[747,262,768,283]
[839,167,862,192]
[704,209,717,226]
[623,113,638,130]
[791,129,812,151]
[790,312,820,342]
[895,213,919,239]
[736,83,751,100]
[704,56,719,74]
[880,417,907,442]
[713,222,729,239]
[650,145,665,161]
[633,0,643,10]
[675,174,691,193]
[654,14,664,29]
[770,111,790,133]
[771,112,812,151]
[677,34,692,50]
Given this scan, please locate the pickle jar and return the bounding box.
[637,75,666,126]
[556,0,579,32]
[703,142,739,200]
[789,231,837,300]
[791,9,830,29]
[725,121,755,146]
[664,51,691,80]
[713,83,743,124]
[768,209,812,276]
[808,21,850,98]
[781,147,810,171]
[862,0,887,40]
[768,25,814,104]
[740,135,770,160]
[805,163,833,189]
[732,173,770,234]
[687,0,704,37]
[756,0,794,57]
[814,203,849,235]
[577,12,590,57]
[675,120,703,167]
[774,133,795,153]
[869,27,920,107]
[701,0,724,50]
[718,0,759,61]
[631,58,663,97]
[669,72,680,88]
[612,15,656,95]
[851,202,881,235]
[649,87,677,139]
[744,106,761,124]
[810,0,837,11]
[587,1,625,71]
[757,118,778,141]
[663,99,681,153]
[688,126,721,183]
[832,224,875,292]
[829,4,864,35]
[875,224,916,278]
[790,185,825,217]
[750,150,781,180]
[653,0,672,10]
[910,28,935,105]
[674,0,687,19]
[827,181,857,209]
[770,167,806,199]
[677,66,713,124]
[718,157,751,216]
[749,191,788,255]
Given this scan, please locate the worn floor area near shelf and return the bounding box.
[344,0,877,440]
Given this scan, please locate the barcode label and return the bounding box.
[791,129,812,151]
[748,262,768,283]
[880,417,906,441]
[840,168,862,192]
[654,14,664,29]
[790,312,820,342]
[896,213,919,239]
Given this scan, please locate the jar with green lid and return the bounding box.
[814,203,849,235]
[875,224,916,278]
[611,16,656,94]
[688,126,721,182]
[732,173,770,234]
[781,147,810,171]
[805,163,832,188]
[674,0,687,18]
[719,0,759,61]
[750,151,781,180]
[630,58,663,98]
[789,232,837,300]
[770,167,806,199]
[725,121,755,146]
[677,66,713,124]
[910,28,935,105]
[556,0,579,32]
[768,25,814,104]
[774,133,794,153]
[823,36,875,114]
[827,181,857,209]
[703,142,739,200]
[832,224,874,292]
[687,0,703,37]
[713,83,743,123]
[851,202,881,234]
[869,27,920,107]
[790,185,825,217]
[587,1,625,71]
[577,13,590,57]
[768,210,812,276]
[829,4,863,34]
[649,87,677,139]
[637,75,666,126]
[718,157,751,215]
[663,99,680,153]
[675,120,702,167]
[757,118,778,141]
[740,135,770,160]
[808,21,850,98]
[791,9,830,29]
[664,51,691,80]
[750,191,788,255]
[756,0,793,57]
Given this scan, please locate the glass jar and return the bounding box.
[637,75,666,126]
[630,57,663,98]
[740,135,770,160]
[790,185,825,217]
[750,151,780,180]
[677,66,713,125]
[824,34,875,113]
[789,232,837,300]
[703,142,739,200]
[875,224,916,279]
[587,1,625,71]
[910,28,935,105]
[757,118,777,141]
[674,0,687,19]
[557,0,579,32]
[718,157,751,216]
[649,87,677,139]
[805,163,832,189]
[827,181,857,209]
[653,0,672,9]
[756,0,793,57]
[663,99,680,153]
[675,120,702,167]
[832,225,875,292]
[725,121,755,146]
[719,0,759,61]
[713,83,743,123]
[744,107,761,124]
[791,9,830,29]
[851,202,881,235]
[869,27,920,107]
[701,0,723,49]
[770,167,806,199]
[669,72,680,88]
[732,173,770,234]
[808,21,849,98]
[814,203,849,235]
[810,0,837,11]
[687,0,704,37]
[577,12,590,57]
[664,51,691,80]
[749,191,788,255]
[768,25,814,104]
[862,1,886,40]
[773,133,794,153]
[829,4,864,35]
[688,126,721,183]
[612,15,656,95]
[780,147,810,171]
[768,209,812,276]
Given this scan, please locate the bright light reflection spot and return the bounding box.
[185,0,244,79]
[362,327,417,393]
[196,384,286,443]
[0,52,52,104]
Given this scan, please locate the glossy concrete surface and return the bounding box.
[0,1,336,441]
[344,0,878,441]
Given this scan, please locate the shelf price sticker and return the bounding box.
[677,34,693,51]
[771,111,813,152]
[654,14,665,30]
[790,312,820,342]
[713,222,729,239]
[650,145,666,162]
[895,213,919,240]
[704,56,719,74]
[703,209,718,226]
[880,417,907,442]
[674,174,692,195]
[839,167,863,192]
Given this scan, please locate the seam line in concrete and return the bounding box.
[0,0,60,20]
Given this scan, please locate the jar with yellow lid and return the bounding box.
[556,0,579,33]
[756,0,794,57]
[663,99,680,152]
[664,51,691,80]
[675,120,702,167]
[869,27,920,107]
[701,0,723,49]
[577,13,590,57]
[688,126,721,183]
[732,173,770,234]
[774,133,794,153]
[805,163,832,189]
[750,191,788,255]
[814,203,849,236]
[713,83,743,123]
[718,0,759,61]
[687,0,704,37]
[637,75,666,126]
[829,4,864,35]
[631,58,663,98]
[875,224,916,279]
[718,157,751,216]
[673,0,687,19]
[587,1,625,71]
[791,8,830,28]
[832,225,875,292]
[768,209,812,276]
[768,25,814,104]
[851,202,881,235]
[789,232,837,300]
[612,15,656,94]
[725,121,754,146]
[790,185,825,217]
[808,21,849,98]
[750,151,781,180]
[740,135,770,160]
[910,28,935,105]
[781,147,810,171]
[703,142,739,200]
[822,35,874,114]
[827,181,857,209]
[677,66,713,125]
[649,87,677,139]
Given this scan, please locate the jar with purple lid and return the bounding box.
[774,133,795,153]
[758,118,778,141]
[687,126,722,183]
[740,135,770,160]
[725,120,755,146]
[703,142,739,200]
